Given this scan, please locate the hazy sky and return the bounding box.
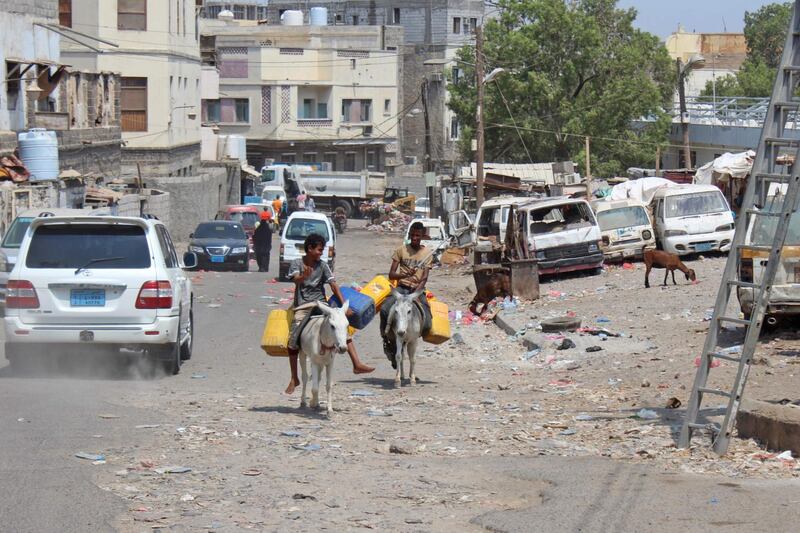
[617,0,779,38]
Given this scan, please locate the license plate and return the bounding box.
[695,243,714,252]
[211,255,225,263]
[71,289,105,307]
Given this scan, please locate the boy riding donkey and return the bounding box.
[380,221,433,367]
[285,233,374,394]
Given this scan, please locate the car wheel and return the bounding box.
[180,308,193,361]
[541,316,582,332]
[334,199,352,218]
[279,264,289,282]
[149,339,180,376]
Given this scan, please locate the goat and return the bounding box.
[643,249,696,288]
[469,271,511,315]
[298,301,350,417]
[385,290,424,387]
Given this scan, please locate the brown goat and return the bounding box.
[470,272,511,315]
[643,249,696,288]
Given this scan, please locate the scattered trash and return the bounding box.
[608,378,622,386]
[97,414,119,419]
[135,424,160,429]
[389,442,415,454]
[622,262,634,270]
[180,494,195,502]
[522,348,541,360]
[719,345,743,354]
[451,332,465,345]
[16,417,28,423]
[666,397,682,409]
[281,430,303,437]
[586,346,603,352]
[155,466,192,474]
[703,308,714,321]
[367,409,391,417]
[75,452,105,462]
[560,428,577,436]
[694,357,722,368]
[351,390,376,397]
[557,338,576,350]
[776,450,794,461]
[242,469,262,476]
[293,493,317,500]
[636,409,659,420]
[191,374,207,379]
[480,398,497,405]
[207,304,221,308]
[574,414,594,421]
[641,379,651,388]
[292,443,322,452]
[596,317,611,323]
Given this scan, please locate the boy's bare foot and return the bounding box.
[285,377,300,394]
[353,363,375,375]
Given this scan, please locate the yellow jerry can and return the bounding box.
[261,309,292,357]
[423,300,451,345]
[360,275,392,310]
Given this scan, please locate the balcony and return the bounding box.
[297,118,333,128]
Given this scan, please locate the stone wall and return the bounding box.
[57,127,122,178]
[145,163,239,243]
[122,143,202,178]
[0,0,57,20]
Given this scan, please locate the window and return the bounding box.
[156,226,177,268]
[234,98,249,122]
[285,218,330,242]
[341,99,372,122]
[257,6,267,19]
[344,152,356,171]
[452,17,461,34]
[302,153,317,164]
[470,18,478,32]
[233,5,245,19]
[59,0,72,27]
[350,58,356,70]
[26,225,151,269]
[463,18,470,34]
[665,192,727,219]
[302,98,313,119]
[206,5,221,18]
[120,77,147,132]
[176,0,181,33]
[352,15,359,25]
[384,99,391,115]
[366,149,377,170]
[281,153,296,164]
[450,116,460,140]
[596,206,650,231]
[193,223,246,240]
[203,100,220,122]
[246,5,256,20]
[118,0,147,30]
[317,102,328,118]
[5,61,20,110]
[324,152,337,171]
[392,8,401,24]
[678,150,697,168]
[452,67,461,83]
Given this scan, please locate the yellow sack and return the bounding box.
[261,309,292,357]
[361,275,392,310]
[423,300,451,345]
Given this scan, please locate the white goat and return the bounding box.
[385,290,424,387]
[298,301,350,417]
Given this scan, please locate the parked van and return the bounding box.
[472,196,604,275]
[738,190,800,322]
[591,199,656,261]
[278,211,336,281]
[651,184,735,256]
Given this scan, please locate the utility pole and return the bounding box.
[677,58,692,170]
[584,136,592,199]
[475,25,485,207]
[421,79,436,217]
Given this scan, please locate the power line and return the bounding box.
[487,122,681,150]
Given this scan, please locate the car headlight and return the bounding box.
[641,230,652,240]
[232,247,248,254]
[189,245,204,253]
[664,230,687,237]
[588,243,599,252]
[715,223,734,232]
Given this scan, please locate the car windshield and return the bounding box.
[416,198,429,208]
[262,190,282,201]
[1,217,33,248]
[194,223,246,239]
[529,202,594,234]
[285,218,330,241]
[665,191,727,218]
[229,212,258,228]
[596,206,650,231]
[425,226,443,239]
[25,224,151,269]
[751,198,800,245]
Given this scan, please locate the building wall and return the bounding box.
[0,1,60,131]
[62,0,202,175]
[665,28,747,98]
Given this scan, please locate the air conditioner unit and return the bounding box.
[362,126,373,136]
[404,156,418,165]
[429,72,444,83]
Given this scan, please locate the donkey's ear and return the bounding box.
[341,300,350,314]
[410,290,424,301]
[317,302,332,315]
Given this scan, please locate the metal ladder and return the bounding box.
[679,0,800,455]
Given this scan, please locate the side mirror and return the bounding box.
[183,252,198,269]
[189,232,194,239]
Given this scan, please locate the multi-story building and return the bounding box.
[202,18,403,174]
[202,0,268,21]
[61,0,202,177]
[201,0,484,182]
[0,0,121,177]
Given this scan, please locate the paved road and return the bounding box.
[2,226,799,532]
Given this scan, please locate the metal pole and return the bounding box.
[677,58,692,169]
[584,136,592,198]
[421,79,435,217]
[475,25,485,207]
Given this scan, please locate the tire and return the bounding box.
[180,308,193,361]
[150,339,180,376]
[334,199,352,219]
[541,316,582,332]
[279,263,289,282]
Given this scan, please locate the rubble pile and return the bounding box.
[360,200,412,233]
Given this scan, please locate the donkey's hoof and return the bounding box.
[299,401,307,409]
[409,376,417,385]
[394,380,402,388]
[326,409,333,418]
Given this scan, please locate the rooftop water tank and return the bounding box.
[18,129,59,181]
[218,9,234,21]
[310,7,328,26]
[281,9,303,26]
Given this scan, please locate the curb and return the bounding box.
[737,399,800,455]
[493,311,539,351]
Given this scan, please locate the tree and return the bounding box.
[448,0,674,177]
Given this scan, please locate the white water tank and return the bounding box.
[310,7,328,26]
[18,129,59,181]
[218,9,234,21]
[281,9,303,26]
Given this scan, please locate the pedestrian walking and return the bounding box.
[253,211,273,272]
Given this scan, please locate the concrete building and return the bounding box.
[665,26,747,98]
[202,0,268,21]
[202,18,403,174]
[0,0,122,177]
[203,0,484,184]
[61,0,202,177]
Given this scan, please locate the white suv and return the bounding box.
[4,215,197,375]
[278,211,336,281]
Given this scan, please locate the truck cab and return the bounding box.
[591,199,656,261]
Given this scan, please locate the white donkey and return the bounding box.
[385,290,424,387]
[298,301,350,417]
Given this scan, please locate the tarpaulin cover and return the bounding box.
[606,177,677,204]
[693,150,755,185]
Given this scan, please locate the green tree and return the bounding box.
[448,0,674,177]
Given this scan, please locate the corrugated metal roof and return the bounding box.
[464,163,556,184]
